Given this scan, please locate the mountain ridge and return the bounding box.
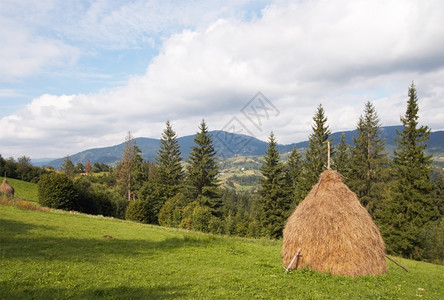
[38,125,444,169]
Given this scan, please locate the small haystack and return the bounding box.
[282,170,387,277]
[0,178,15,196]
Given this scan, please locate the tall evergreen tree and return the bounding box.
[348,101,389,216]
[185,120,221,215]
[257,132,291,239]
[156,121,184,200]
[334,132,350,175]
[285,146,304,207]
[382,83,438,258]
[302,104,332,196]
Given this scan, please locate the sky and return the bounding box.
[1,0,444,160]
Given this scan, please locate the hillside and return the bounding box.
[1,206,443,299]
[3,178,38,203]
[39,126,444,169]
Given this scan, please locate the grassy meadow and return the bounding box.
[3,178,39,203]
[1,204,444,299]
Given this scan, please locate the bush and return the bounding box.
[125,200,152,224]
[158,193,189,227]
[38,173,79,210]
[73,176,99,214]
[208,217,224,234]
[190,204,212,232]
[420,219,444,264]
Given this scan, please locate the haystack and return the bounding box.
[0,178,15,196]
[282,170,387,277]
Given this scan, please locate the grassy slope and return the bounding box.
[1,207,443,299]
[4,178,38,203]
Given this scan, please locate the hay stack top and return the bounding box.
[0,178,15,196]
[282,170,388,277]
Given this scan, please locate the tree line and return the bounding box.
[1,83,442,263]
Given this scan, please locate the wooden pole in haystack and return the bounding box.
[327,141,331,170]
[386,255,409,272]
[286,248,302,272]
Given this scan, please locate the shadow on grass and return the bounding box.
[1,283,188,299]
[1,218,214,262]
[0,218,54,238]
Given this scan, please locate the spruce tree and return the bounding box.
[334,132,350,175]
[285,146,304,207]
[156,121,184,200]
[348,101,389,216]
[257,132,291,239]
[382,83,438,258]
[185,120,221,215]
[302,104,332,196]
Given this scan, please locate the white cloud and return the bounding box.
[1,0,444,158]
[0,17,79,80]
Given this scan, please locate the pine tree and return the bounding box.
[185,120,221,216]
[156,121,184,200]
[285,146,304,207]
[348,101,389,216]
[334,132,350,175]
[257,132,291,239]
[302,104,332,196]
[382,83,438,258]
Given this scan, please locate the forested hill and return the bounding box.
[41,125,444,169]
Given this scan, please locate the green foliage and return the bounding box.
[158,193,190,227]
[38,173,79,210]
[302,104,332,195]
[188,202,212,232]
[73,175,99,214]
[155,121,184,202]
[72,176,127,218]
[256,132,291,239]
[334,132,350,175]
[61,156,76,178]
[419,219,444,264]
[381,83,439,258]
[285,146,304,207]
[137,181,164,224]
[0,155,49,183]
[347,101,389,217]
[185,120,221,215]
[125,200,152,224]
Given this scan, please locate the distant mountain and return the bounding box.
[40,126,444,169]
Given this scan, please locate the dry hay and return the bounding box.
[0,178,14,196]
[282,170,388,277]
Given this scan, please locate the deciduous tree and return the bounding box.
[61,156,76,179]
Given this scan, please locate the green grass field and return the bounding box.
[4,178,39,203]
[1,205,443,299]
